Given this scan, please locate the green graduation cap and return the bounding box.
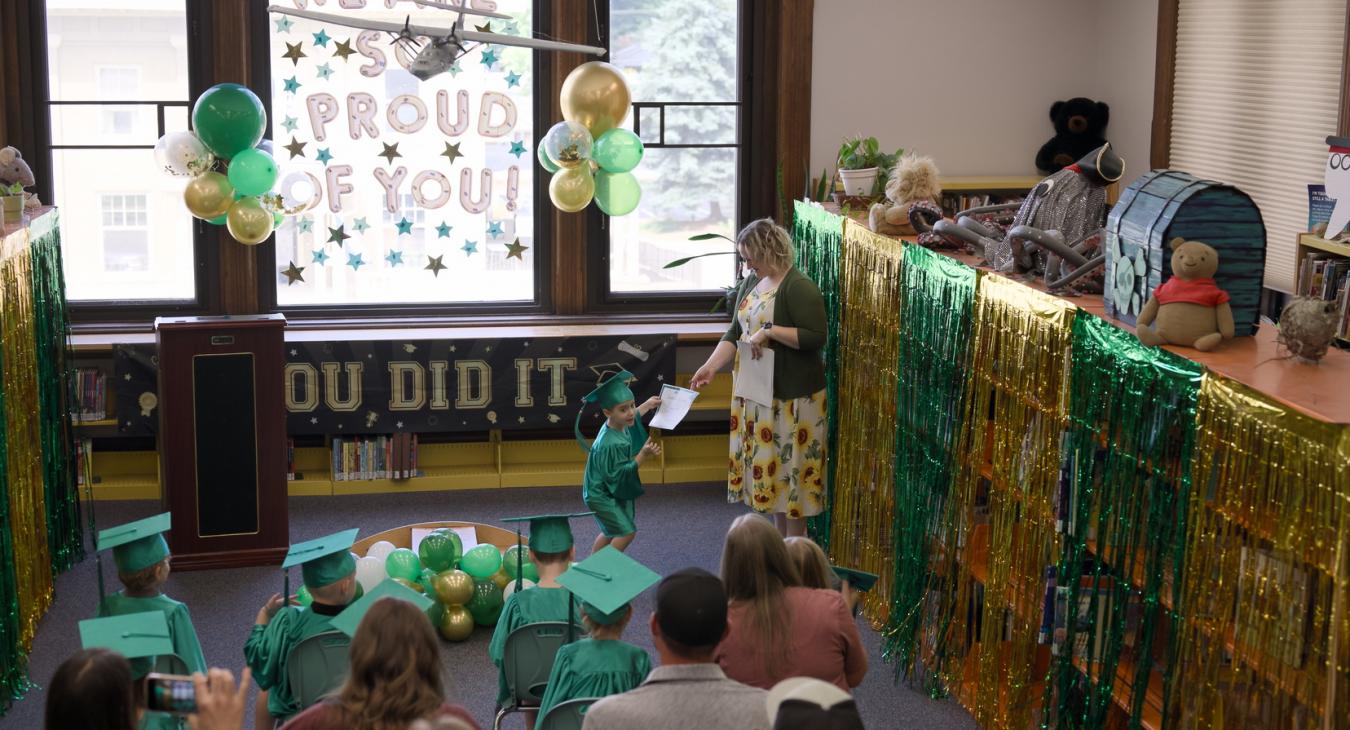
[283,528,359,590]
[831,566,879,593]
[79,610,174,659]
[330,578,435,637]
[501,512,594,554]
[97,512,172,574]
[574,370,637,452]
[557,546,660,625]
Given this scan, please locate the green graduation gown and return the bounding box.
[243,603,343,720]
[488,586,582,705]
[582,420,646,537]
[97,592,208,730]
[537,638,651,718]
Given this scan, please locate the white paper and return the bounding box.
[732,342,774,406]
[648,384,700,430]
[410,528,434,553]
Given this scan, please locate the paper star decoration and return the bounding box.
[480,48,499,67]
[396,217,414,235]
[486,221,504,238]
[297,216,314,233]
[311,248,329,264]
[352,217,370,233]
[283,76,301,94]
[461,240,478,256]
[274,16,294,33]
[425,255,447,276]
[379,142,402,164]
[475,22,492,32]
[316,63,335,81]
[436,221,452,238]
[508,140,526,158]
[284,137,307,159]
[347,252,365,270]
[504,237,529,260]
[327,225,350,246]
[333,39,356,60]
[282,261,306,285]
[440,142,463,164]
[505,71,522,88]
[385,250,404,266]
[447,61,463,77]
[281,115,299,132]
[312,29,331,47]
[282,42,306,65]
[315,148,333,165]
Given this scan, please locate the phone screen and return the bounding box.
[144,673,196,714]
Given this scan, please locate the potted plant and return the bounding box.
[836,136,903,197]
[2,182,25,224]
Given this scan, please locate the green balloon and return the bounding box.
[432,529,464,567]
[296,585,313,607]
[536,143,560,174]
[418,568,437,595]
[503,545,535,580]
[460,544,502,580]
[207,214,227,226]
[595,171,642,216]
[353,582,364,600]
[226,148,278,196]
[593,128,644,173]
[467,578,505,626]
[192,83,266,160]
[428,601,445,626]
[522,560,539,583]
[385,548,422,582]
[419,533,458,572]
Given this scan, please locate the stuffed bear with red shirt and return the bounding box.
[1135,237,1235,351]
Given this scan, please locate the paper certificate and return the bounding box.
[732,342,774,406]
[648,384,700,430]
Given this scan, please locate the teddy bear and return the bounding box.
[868,153,942,236]
[1135,237,1234,351]
[1035,98,1110,173]
[0,146,42,209]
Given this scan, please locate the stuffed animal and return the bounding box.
[1135,237,1234,351]
[1035,98,1110,173]
[868,153,941,236]
[0,147,41,209]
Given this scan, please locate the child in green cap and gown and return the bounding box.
[576,370,661,553]
[78,610,184,730]
[244,529,359,726]
[538,546,657,719]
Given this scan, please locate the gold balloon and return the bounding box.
[438,605,475,641]
[393,577,424,593]
[433,569,475,606]
[225,196,274,245]
[490,568,511,590]
[183,171,234,220]
[560,61,631,138]
[549,166,595,213]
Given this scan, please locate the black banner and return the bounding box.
[115,335,676,435]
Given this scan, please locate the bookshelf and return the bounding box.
[1294,233,1350,344]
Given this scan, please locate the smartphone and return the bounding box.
[144,673,196,714]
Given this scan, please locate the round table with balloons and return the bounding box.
[541,61,646,216]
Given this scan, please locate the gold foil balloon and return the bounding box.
[183,171,234,220]
[225,196,274,245]
[392,577,425,593]
[561,61,631,138]
[433,569,475,606]
[438,605,475,642]
[490,568,511,590]
[549,166,595,213]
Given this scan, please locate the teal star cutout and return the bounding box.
[316,62,335,80]
[347,252,365,271]
[436,221,452,238]
[480,48,498,67]
[297,216,314,233]
[327,224,350,246]
[395,217,414,235]
[312,29,331,47]
[461,240,478,256]
[503,20,519,34]
[486,221,504,238]
[274,16,294,33]
[316,148,333,164]
[352,217,369,233]
[311,248,329,264]
[283,76,301,94]
[448,61,463,77]
[505,71,522,88]
[385,250,404,266]
[281,115,298,133]
[508,140,526,158]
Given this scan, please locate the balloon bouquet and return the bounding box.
[540,61,645,216]
[155,83,299,245]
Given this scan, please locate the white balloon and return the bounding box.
[154,131,214,178]
[503,578,535,600]
[366,540,397,563]
[354,556,386,593]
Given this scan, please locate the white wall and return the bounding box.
[810,0,1158,182]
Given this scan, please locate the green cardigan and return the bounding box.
[721,267,827,400]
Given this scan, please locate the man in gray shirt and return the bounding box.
[582,567,770,730]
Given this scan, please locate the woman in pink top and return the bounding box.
[715,514,867,691]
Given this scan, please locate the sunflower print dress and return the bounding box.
[727,283,828,518]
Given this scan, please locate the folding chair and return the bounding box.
[493,622,585,730]
[537,697,598,730]
[284,630,352,712]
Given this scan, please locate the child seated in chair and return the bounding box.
[538,546,658,719]
[245,529,359,727]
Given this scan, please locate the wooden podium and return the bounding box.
[154,315,289,569]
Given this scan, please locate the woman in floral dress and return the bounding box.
[690,218,828,537]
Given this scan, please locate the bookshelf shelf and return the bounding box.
[1294,233,1350,345]
[1072,653,1165,730]
[73,418,117,428]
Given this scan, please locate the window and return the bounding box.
[45,0,199,304]
[268,1,538,308]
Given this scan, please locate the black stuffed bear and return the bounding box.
[1035,97,1110,173]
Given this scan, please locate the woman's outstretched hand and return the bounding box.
[689,365,716,390]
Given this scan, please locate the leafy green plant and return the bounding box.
[836,135,904,194]
[5,182,24,195]
[663,232,739,313]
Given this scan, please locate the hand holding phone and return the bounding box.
[144,673,196,715]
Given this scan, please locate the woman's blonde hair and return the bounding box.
[736,218,795,273]
[784,537,832,590]
[720,513,802,677]
[334,597,445,730]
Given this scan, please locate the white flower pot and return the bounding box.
[2,195,24,224]
[838,167,878,196]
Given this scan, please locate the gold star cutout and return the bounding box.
[282,261,306,285]
[333,38,356,60]
[424,255,447,277]
[475,22,492,32]
[440,142,463,164]
[379,142,402,164]
[504,237,528,260]
[283,137,307,159]
[282,41,307,66]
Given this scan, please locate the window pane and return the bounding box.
[268,2,536,307]
[46,2,190,102]
[611,0,738,102]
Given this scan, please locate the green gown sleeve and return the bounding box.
[489,595,523,666]
[169,603,208,675]
[243,609,295,691]
[537,644,575,718]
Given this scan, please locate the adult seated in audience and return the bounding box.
[281,597,480,730]
[784,536,860,616]
[581,568,770,730]
[716,514,867,691]
[765,677,864,730]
